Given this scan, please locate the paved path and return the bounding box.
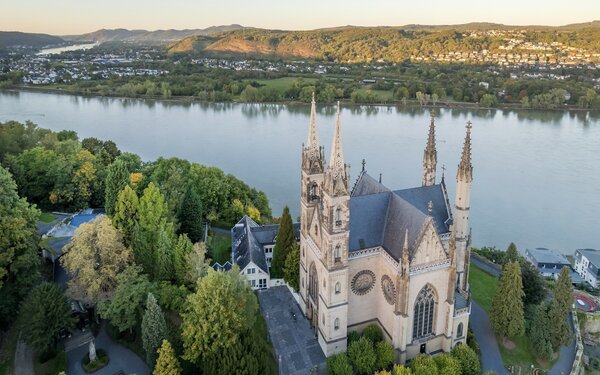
[470,302,507,374]
[14,339,34,375]
[548,313,577,375]
[258,286,326,375]
[67,323,149,375]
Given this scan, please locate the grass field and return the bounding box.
[255,77,317,93]
[38,212,57,223]
[468,264,498,312]
[354,87,395,101]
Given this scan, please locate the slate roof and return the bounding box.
[231,216,300,274]
[577,248,600,268]
[526,247,570,266]
[349,172,452,262]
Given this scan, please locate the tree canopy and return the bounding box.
[271,206,295,278]
[490,260,525,340]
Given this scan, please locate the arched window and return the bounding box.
[334,318,340,330]
[413,285,437,340]
[322,313,325,325]
[335,282,341,294]
[335,207,342,226]
[310,182,318,201]
[456,322,464,338]
[334,245,341,263]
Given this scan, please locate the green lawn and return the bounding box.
[38,212,57,223]
[354,87,395,101]
[255,77,317,93]
[468,264,498,312]
[208,232,231,265]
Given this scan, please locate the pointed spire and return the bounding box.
[307,92,320,161]
[457,120,473,182]
[328,102,345,176]
[401,229,410,277]
[422,110,437,186]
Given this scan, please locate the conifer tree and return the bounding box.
[177,186,203,243]
[505,242,519,264]
[283,241,300,291]
[104,159,130,216]
[548,267,573,350]
[490,260,525,342]
[153,340,181,375]
[155,228,174,281]
[142,293,168,368]
[529,302,554,359]
[271,206,295,278]
[113,185,139,247]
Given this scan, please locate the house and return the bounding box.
[525,247,582,283]
[574,249,600,288]
[231,216,300,290]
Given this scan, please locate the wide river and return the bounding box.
[1,90,599,254]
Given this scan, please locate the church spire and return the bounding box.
[457,121,473,182]
[422,110,437,186]
[323,102,348,195]
[307,92,320,161]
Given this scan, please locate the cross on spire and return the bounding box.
[361,159,366,172]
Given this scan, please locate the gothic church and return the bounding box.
[298,97,473,362]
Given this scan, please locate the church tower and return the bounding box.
[422,111,437,186]
[454,121,473,292]
[317,102,350,355]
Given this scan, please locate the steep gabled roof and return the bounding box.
[231,216,269,274]
[348,173,452,262]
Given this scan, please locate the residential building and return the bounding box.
[524,247,582,283]
[574,248,600,288]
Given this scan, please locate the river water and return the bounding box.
[36,43,99,56]
[1,90,599,254]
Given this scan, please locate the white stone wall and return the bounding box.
[240,262,270,290]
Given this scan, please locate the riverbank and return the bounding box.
[5,86,598,113]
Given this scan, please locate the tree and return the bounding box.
[505,243,519,263]
[434,353,461,375]
[490,261,525,341]
[113,185,139,247]
[177,186,203,243]
[520,259,546,306]
[529,302,554,359]
[136,183,176,279]
[410,354,438,375]
[153,340,181,375]
[283,242,300,291]
[347,336,376,375]
[181,269,258,368]
[97,266,153,334]
[18,282,74,354]
[451,344,481,375]
[548,267,573,350]
[173,234,193,285]
[327,353,353,375]
[155,228,174,281]
[271,206,295,278]
[142,293,168,368]
[61,215,133,306]
[104,159,130,216]
[184,242,210,286]
[363,324,383,343]
[0,165,40,326]
[375,341,394,370]
[391,365,413,375]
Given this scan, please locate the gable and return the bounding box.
[411,220,447,265]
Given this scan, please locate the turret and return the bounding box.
[454,121,473,291]
[323,102,349,198]
[422,111,437,186]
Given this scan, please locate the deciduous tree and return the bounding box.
[451,343,481,375]
[327,353,353,375]
[375,341,394,370]
[434,353,461,375]
[61,215,133,306]
[347,336,376,375]
[490,261,525,341]
[410,354,438,375]
[113,185,139,247]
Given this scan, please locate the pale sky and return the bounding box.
[2,0,599,35]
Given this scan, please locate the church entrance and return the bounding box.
[420,343,427,354]
[307,262,319,332]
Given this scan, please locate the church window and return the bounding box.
[335,282,341,294]
[322,313,325,325]
[334,318,340,330]
[323,279,326,289]
[310,182,318,201]
[457,322,464,338]
[335,207,342,226]
[334,245,341,263]
[314,225,318,235]
[413,285,437,340]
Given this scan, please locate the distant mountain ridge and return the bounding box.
[63,25,248,43]
[0,31,64,48]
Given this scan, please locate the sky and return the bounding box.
[2,0,599,35]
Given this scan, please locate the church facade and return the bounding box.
[298,97,473,362]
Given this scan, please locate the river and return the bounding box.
[1,90,599,254]
[36,43,99,56]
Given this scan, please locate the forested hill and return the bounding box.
[168,22,600,62]
[64,25,247,43]
[0,31,64,48]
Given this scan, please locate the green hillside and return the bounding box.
[0,31,64,48]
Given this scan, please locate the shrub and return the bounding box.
[82,349,109,373]
[451,344,481,375]
[375,341,394,370]
[327,353,353,375]
[410,354,438,375]
[362,324,383,343]
[347,336,376,375]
